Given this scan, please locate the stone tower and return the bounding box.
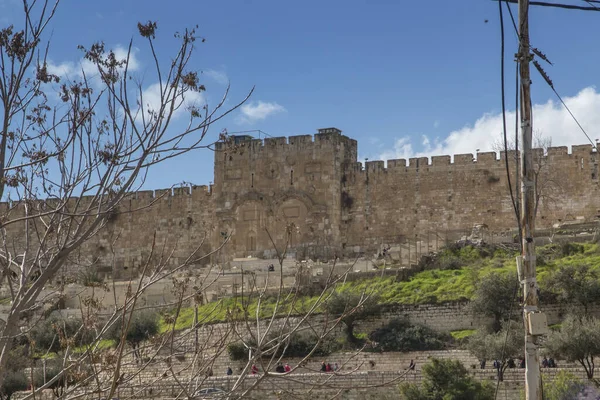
[213,128,357,259]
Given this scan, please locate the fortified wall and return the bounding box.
[212,127,600,261]
[14,127,598,278]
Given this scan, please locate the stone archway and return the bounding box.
[234,200,265,257]
[272,198,310,253]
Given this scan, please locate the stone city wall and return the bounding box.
[2,129,599,278]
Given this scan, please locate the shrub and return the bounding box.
[368,319,448,352]
[32,361,89,398]
[450,329,477,342]
[470,272,518,332]
[399,358,494,400]
[228,332,340,361]
[437,255,461,270]
[78,267,104,287]
[325,291,381,344]
[561,242,584,257]
[227,342,249,361]
[543,370,585,400]
[0,370,28,400]
[30,315,95,353]
[109,311,159,360]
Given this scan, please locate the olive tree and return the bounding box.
[399,358,494,400]
[467,321,523,381]
[543,264,600,315]
[109,311,158,361]
[544,314,600,379]
[324,291,381,344]
[470,272,518,332]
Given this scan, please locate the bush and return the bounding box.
[228,332,340,361]
[437,255,461,270]
[227,342,248,361]
[276,332,340,358]
[561,242,584,257]
[325,291,381,344]
[470,272,518,332]
[0,370,28,400]
[109,311,159,359]
[369,319,448,352]
[543,370,585,400]
[30,315,95,353]
[399,358,494,400]
[109,311,158,345]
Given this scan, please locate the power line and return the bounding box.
[495,4,522,399]
[503,0,519,37]
[498,0,521,238]
[531,60,598,150]
[494,0,600,11]
[583,0,600,11]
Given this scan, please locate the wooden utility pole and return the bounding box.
[518,0,544,398]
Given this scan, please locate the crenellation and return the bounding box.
[386,159,407,170]
[191,185,211,195]
[351,162,363,172]
[264,136,287,146]
[135,190,154,200]
[365,160,385,172]
[154,189,171,199]
[453,154,474,165]
[476,152,497,164]
[499,149,519,161]
[531,148,543,159]
[547,146,568,156]
[172,187,190,196]
[431,155,451,166]
[572,144,594,156]
[408,157,429,169]
[288,135,313,146]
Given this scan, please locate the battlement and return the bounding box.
[215,127,357,155]
[350,144,596,175]
[137,185,213,200]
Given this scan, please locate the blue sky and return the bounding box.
[2,0,600,189]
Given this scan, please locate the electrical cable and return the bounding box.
[531,61,598,150]
[497,0,600,12]
[583,0,600,11]
[504,0,519,37]
[495,5,523,398]
[551,87,597,150]
[498,0,522,247]
[494,276,521,400]
[514,62,523,249]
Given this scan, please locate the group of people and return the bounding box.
[482,358,525,371]
[542,357,557,368]
[240,363,293,375]
[483,357,553,372]
[275,362,292,373]
[321,361,339,372]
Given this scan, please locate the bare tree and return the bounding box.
[0,0,251,392]
[0,3,406,399]
[493,130,562,219]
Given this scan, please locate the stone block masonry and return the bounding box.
[4,127,600,277]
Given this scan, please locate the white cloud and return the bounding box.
[421,135,430,147]
[204,69,228,85]
[237,101,286,124]
[139,82,205,121]
[46,45,139,83]
[380,87,600,162]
